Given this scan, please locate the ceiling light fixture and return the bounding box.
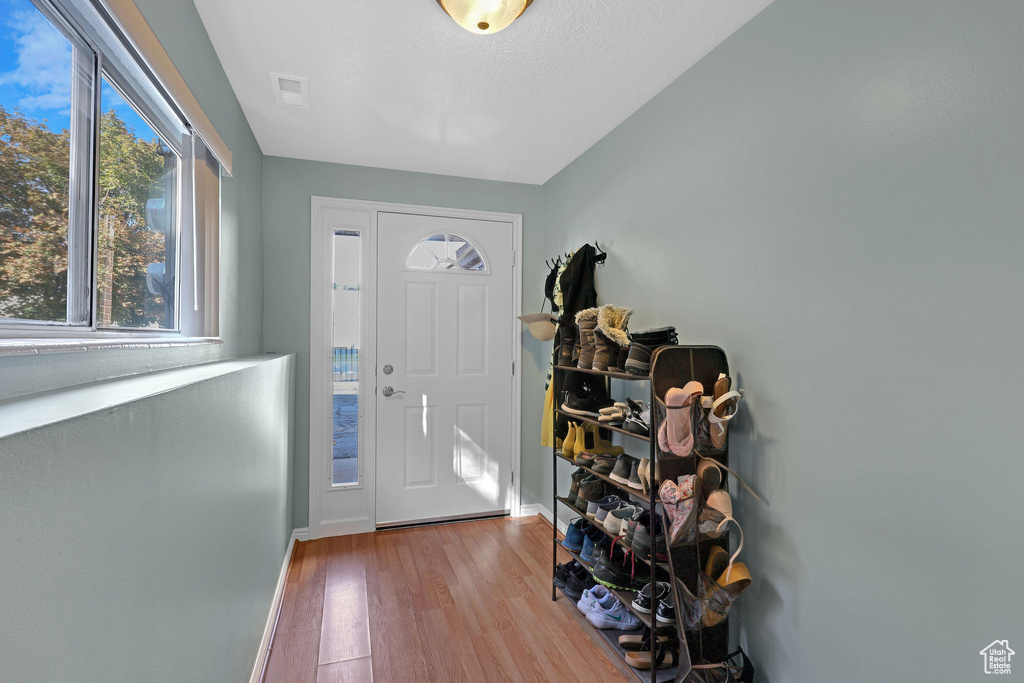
[435,0,532,35]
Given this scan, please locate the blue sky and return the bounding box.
[1,0,155,140]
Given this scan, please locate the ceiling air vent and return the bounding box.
[270,73,309,108]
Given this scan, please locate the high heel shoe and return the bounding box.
[637,458,651,495]
[696,456,762,503]
[702,490,744,582]
[658,381,704,456]
[701,559,752,628]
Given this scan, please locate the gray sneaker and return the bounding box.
[626,459,643,490]
[596,499,628,525]
[605,504,636,534]
[608,455,634,486]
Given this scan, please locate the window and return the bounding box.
[406,233,487,272]
[331,229,360,486]
[0,0,222,339]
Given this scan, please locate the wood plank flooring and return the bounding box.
[264,515,635,682]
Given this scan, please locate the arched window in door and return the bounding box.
[406,233,488,272]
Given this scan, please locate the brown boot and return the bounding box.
[593,304,632,371]
[575,308,599,369]
[557,321,575,366]
[612,345,631,374]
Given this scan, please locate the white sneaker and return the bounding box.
[586,597,642,630]
[576,584,611,616]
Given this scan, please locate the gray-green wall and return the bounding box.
[542,0,1024,680]
[0,357,293,683]
[261,157,546,527]
[0,1,291,681]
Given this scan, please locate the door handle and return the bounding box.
[381,385,405,398]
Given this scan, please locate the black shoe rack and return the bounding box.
[550,346,739,683]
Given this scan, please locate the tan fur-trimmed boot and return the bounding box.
[593,304,632,372]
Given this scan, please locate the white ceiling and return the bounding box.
[192,0,773,185]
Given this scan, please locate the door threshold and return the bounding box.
[376,509,510,531]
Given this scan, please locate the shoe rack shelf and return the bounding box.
[554,452,661,504]
[554,365,650,381]
[552,362,677,683]
[554,408,651,441]
[553,496,669,572]
[550,346,739,681]
[554,544,657,630]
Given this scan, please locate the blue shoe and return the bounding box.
[562,518,587,553]
[580,528,607,565]
[580,529,598,564]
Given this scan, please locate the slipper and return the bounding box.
[658,381,704,456]
[708,388,745,450]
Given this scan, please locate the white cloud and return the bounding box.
[0,8,72,114]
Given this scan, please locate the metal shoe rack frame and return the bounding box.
[550,345,732,683]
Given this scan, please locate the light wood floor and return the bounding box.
[264,515,635,682]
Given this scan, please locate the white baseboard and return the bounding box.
[518,503,566,535]
[249,528,305,683]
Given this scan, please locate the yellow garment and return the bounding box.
[541,378,554,447]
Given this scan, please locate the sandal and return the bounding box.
[708,388,744,450]
[704,490,744,581]
[618,628,673,651]
[624,635,676,670]
[658,381,704,456]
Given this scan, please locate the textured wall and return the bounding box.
[541,0,1024,680]
[261,157,546,527]
[0,0,265,400]
[0,356,293,683]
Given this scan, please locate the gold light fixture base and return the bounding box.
[435,0,533,35]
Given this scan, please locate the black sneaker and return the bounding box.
[591,553,630,590]
[553,560,576,589]
[623,399,650,437]
[563,562,595,601]
[631,581,670,614]
[561,388,614,418]
[655,591,677,624]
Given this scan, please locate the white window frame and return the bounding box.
[0,0,222,352]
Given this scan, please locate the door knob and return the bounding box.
[381,385,405,397]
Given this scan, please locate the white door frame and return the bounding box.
[309,196,523,540]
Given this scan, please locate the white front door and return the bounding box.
[374,211,514,526]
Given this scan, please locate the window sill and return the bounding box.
[0,336,223,358]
